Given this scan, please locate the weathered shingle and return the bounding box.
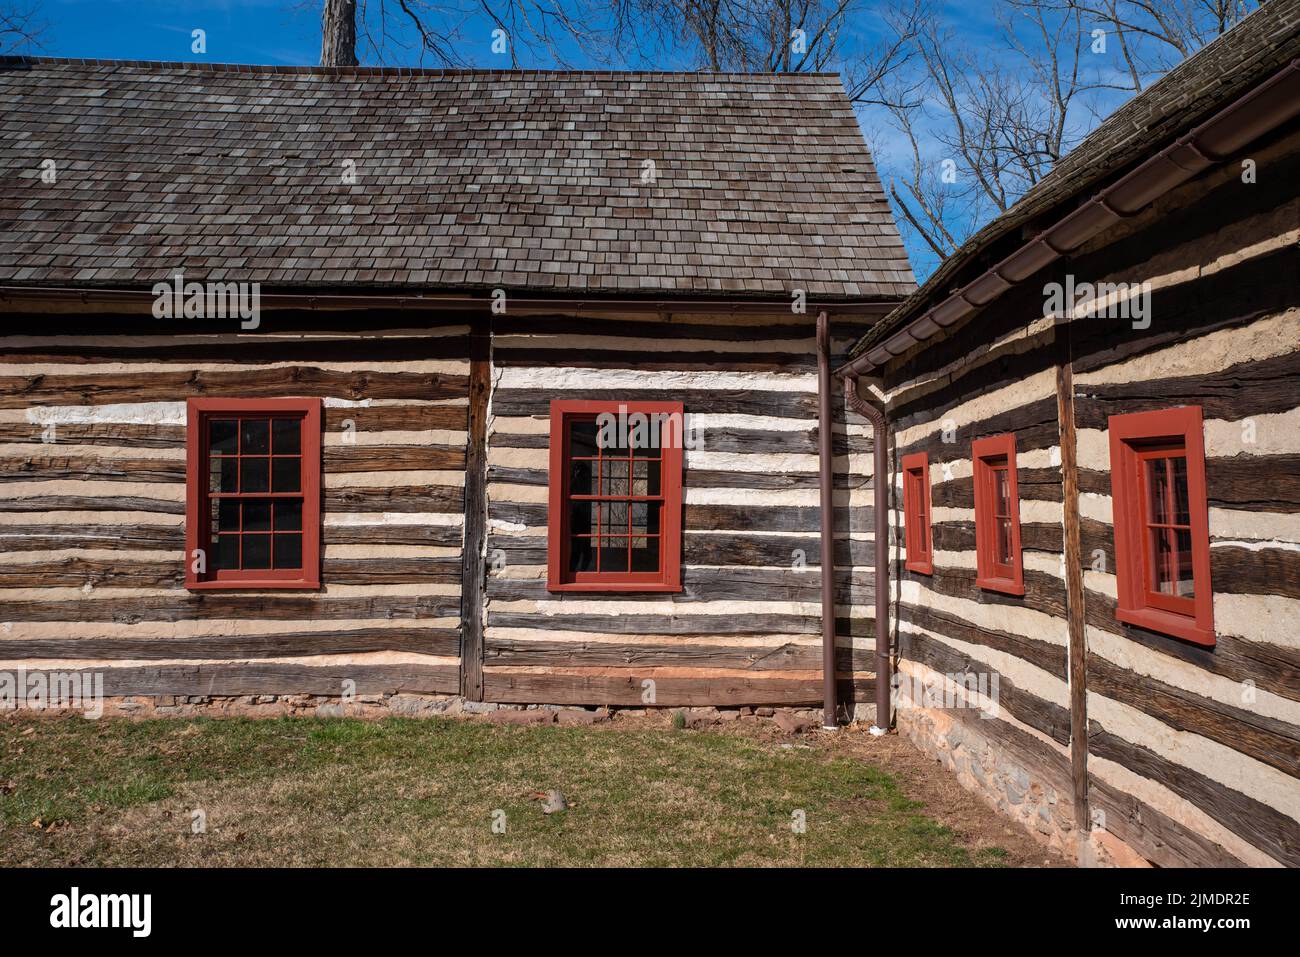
[0,60,914,300]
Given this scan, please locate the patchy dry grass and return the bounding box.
[0,715,1016,867]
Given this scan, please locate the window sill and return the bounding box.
[976,574,1024,596]
[547,581,682,593]
[1117,605,1215,647]
[905,559,934,576]
[186,578,321,591]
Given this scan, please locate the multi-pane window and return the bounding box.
[547,400,683,592]
[901,452,933,574]
[1109,406,1214,646]
[972,433,1024,595]
[185,398,321,589]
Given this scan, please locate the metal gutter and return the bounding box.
[841,374,891,732]
[837,56,1300,377]
[815,311,840,728]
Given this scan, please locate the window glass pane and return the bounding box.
[601,459,630,496]
[241,419,270,454]
[646,502,661,535]
[240,457,270,493]
[1172,456,1190,526]
[994,467,1010,518]
[569,537,596,572]
[210,419,238,454]
[1146,458,1170,525]
[274,533,302,569]
[272,418,301,454]
[275,500,303,532]
[570,420,598,457]
[213,455,237,493]
[569,458,594,495]
[214,534,239,570]
[631,536,660,572]
[606,500,629,531]
[570,501,593,536]
[1174,528,1195,598]
[272,457,301,493]
[599,538,630,572]
[995,517,1013,566]
[631,502,649,534]
[243,500,272,532]
[243,534,271,569]
[216,498,239,533]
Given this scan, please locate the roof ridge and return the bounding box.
[0,56,842,79]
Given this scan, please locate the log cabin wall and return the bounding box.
[878,120,1300,866]
[0,313,470,700]
[481,309,883,711]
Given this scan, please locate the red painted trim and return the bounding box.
[901,451,933,575]
[1108,405,1215,646]
[546,399,683,592]
[972,432,1024,596]
[185,397,322,590]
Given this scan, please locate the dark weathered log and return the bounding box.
[898,629,1072,745]
[493,348,817,373]
[325,485,464,513]
[0,524,185,551]
[492,387,820,420]
[325,445,466,472]
[898,604,1066,679]
[930,467,1064,508]
[1088,726,1300,868]
[1083,586,1300,702]
[0,455,186,483]
[488,501,875,534]
[482,669,874,707]
[1087,652,1299,777]
[931,520,1062,554]
[486,566,874,605]
[1086,772,1246,868]
[0,367,468,408]
[0,627,460,661]
[71,662,460,696]
[0,495,185,514]
[484,638,875,672]
[0,595,459,623]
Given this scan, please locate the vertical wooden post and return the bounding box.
[1055,353,1090,847]
[460,315,490,701]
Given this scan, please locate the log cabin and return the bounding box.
[837,0,1300,866]
[0,62,911,714]
[0,0,1297,870]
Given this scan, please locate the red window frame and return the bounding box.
[185,397,322,590]
[901,451,933,574]
[972,433,1024,596]
[1108,406,1215,646]
[546,399,684,592]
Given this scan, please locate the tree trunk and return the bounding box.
[320,0,358,67]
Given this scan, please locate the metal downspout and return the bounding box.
[816,311,839,729]
[843,375,891,732]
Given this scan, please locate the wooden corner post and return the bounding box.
[460,314,491,701]
[1055,348,1091,852]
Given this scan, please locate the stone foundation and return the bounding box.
[2,692,832,731]
[898,705,1079,859]
[896,704,1155,866]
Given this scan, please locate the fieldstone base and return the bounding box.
[5,694,835,732]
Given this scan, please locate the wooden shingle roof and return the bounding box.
[0,59,914,300]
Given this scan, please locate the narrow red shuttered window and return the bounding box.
[972,432,1024,596]
[185,397,322,590]
[901,451,933,574]
[547,400,684,592]
[1108,406,1215,646]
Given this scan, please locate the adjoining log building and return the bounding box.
[0,0,1297,868]
[838,1,1300,866]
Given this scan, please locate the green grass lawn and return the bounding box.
[0,715,1012,867]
